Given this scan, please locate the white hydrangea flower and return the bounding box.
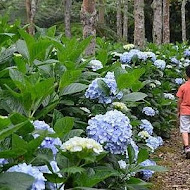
[89,60,103,71]
[123,44,135,50]
[164,93,175,100]
[112,102,129,112]
[111,52,123,57]
[154,80,161,86]
[166,65,173,69]
[60,136,104,154]
[138,131,150,139]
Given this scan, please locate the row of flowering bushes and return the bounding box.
[0,16,189,189]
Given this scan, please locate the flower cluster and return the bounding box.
[60,136,104,154]
[123,44,135,50]
[144,52,157,62]
[8,163,46,190]
[175,78,184,85]
[120,49,151,64]
[146,136,163,151]
[85,72,123,104]
[138,131,150,139]
[33,120,62,155]
[142,107,156,117]
[184,49,190,57]
[0,158,8,165]
[112,102,129,112]
[171,57,179,64]
[139,119,153,135]
[153,60,166,70]
[140,159,156,180]
[164,93,175,100]
[89,60,103,71]
[87,110,132,154]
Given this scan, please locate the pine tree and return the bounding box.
[163,0,170,43]
[117,0,122,40]
[181,0,187,42]
[123,0,128,42]
[64,0,72,38]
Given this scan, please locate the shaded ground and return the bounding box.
[151,128,190,190]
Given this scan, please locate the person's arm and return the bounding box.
[177,97,182,117]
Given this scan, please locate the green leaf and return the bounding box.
[141,165,168,172]
[12,134,27,150]
[137,149,149,164]
[62,129,84,142]
[54,117,74,138]
[0,149,27,158]
[96,49,108,66]
[60,83,88,96]
[127,144,135,164]
[62,166,85,174]
[122,92,147,102]
[97,79,110,96]
[0,121,27,141]
[0,172,34,190]
[16,40,29,60]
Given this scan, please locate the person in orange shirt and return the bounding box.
[177,65,190,159]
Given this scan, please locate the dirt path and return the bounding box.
[151,128,190,190]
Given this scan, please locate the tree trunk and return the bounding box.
[163,0,170,43]
[117,0,122,40]
[25,0,37,35]
[98,0,105,25]
[64,0,72,38]
[181,0,187,42]
[81,0,96,56]
[134,0,145,48]
[123,0,128,42]
[152,0,162,45]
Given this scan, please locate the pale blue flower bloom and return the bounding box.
[153,60,166,70]
[140,159,156,180]
[142,107,156,116]
[146,136,163,151]
[175,78,184,85]
[85,72,123,104]
[8,163,46,190]
[139,119,153,135]
[164,93,175,100]
[33,121,62,155]
[0,158,8,165]
[184,49,190,57]
[87,110,132,154]
[89,60,103,71]
[171,57,179,64]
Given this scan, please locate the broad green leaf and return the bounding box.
[96,49,108,66]
[0,121,27,141]
[60,83,88,96]
[12,134,27,150]
[141,165,168,172]
[97,79,110,96]
[137,149,149,164]
[127,144,135,164]
[0,149,27,158]
[62,166,85,174]
[54,117,74,138]
[122,92,147,102]
[0,46,16,64]
[62,129,84,142]
[16,40,29,60]
[0,172,34,190]
[0,116,11,130]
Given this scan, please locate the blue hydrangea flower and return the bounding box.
[140,159,156,180]
[184,49,190,57]
[146,136,163,151]
[171,57,179,64]
[8,163,46,190]
[87,110,132,154]
[33,121,62,155]
[153,60,166,70]
[142,107,156,117]
[85,72,123,104]
[164,93,175,100]
[139,119,153,135]
[144,52,157,62]
[89,60,103,71]
[175,78,184,85]
[38,161,64,190]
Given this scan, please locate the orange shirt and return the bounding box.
[176,80,190,115]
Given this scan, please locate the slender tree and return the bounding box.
[64,0,72,38]
[117,0,122,39]
[81,0,96,55]
[98,0,105,25]
[123,0,128,42]
[25,0,37,35]
[134,0,145,48]
[152,0,162,45]
[162,0,170,43]
[181,0,187,42]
